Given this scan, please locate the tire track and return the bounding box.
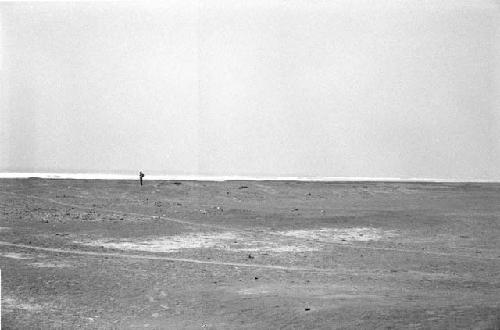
[0,241,337,273]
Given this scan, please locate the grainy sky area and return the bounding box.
[1,0,499,179]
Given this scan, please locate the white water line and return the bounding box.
[1,172,499,182]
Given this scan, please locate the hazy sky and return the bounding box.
[1,0,499,179]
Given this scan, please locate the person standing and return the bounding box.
[139,171,145,186]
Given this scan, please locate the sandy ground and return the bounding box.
[0,178,499,329]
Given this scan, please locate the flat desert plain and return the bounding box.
[1,179,499,329]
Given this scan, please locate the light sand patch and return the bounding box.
[277,227,397,242]
[76,231,318,253]
[2,297,42,312]
[237,284,380,300]
[229,240,317,253]
[0,226,11,232]
[75,227,397,254]
[0,252,34,259]
[405,270,466,280]
[238,287,272,295]
[77,232,239,253]
[30,261,72,268]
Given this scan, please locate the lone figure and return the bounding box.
[139,171,145,186]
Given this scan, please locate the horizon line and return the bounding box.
[0,172,499,183]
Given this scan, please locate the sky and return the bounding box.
[1,0,499,179]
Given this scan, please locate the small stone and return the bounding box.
[254,277,259,280]
[305,308,310,311]
[248,254,254,259]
